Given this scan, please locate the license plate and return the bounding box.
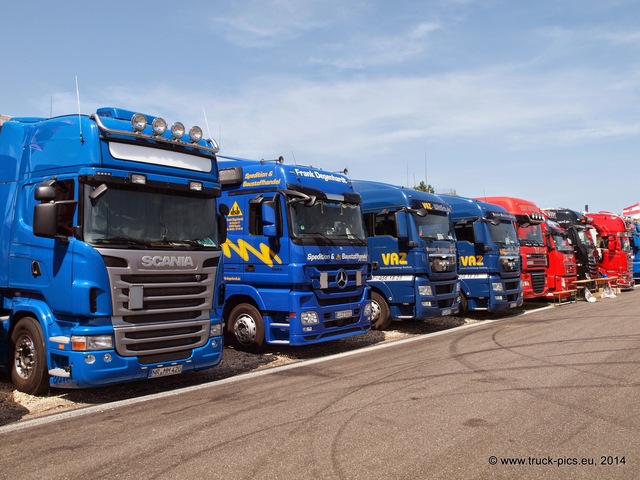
[149,365,183,378]
[441,308,452,316]
[336,309,352,319]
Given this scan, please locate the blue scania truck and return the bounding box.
[351,180,460,330]
[440,195,523,314]
[0,108,226,394]
[218,157,371,352]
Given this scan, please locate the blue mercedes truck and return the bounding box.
[440,195,523,314]
[0,108,226,394]
[218,157,371,352]
[351,180,460,330]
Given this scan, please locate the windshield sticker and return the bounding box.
[306,252,368,263]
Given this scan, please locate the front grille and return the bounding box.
[531,271,546,294]
[98,248,220,357]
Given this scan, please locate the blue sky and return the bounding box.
[2,0,639,213]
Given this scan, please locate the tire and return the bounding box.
[226,304,266,353]
[370,291,392,330]
[11,317,49,395]
[459,293,468,315]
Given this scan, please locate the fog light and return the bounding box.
[189,181,203,191]
[152,117,167,135]
[495,295,504,301]
[171,122,185,140]
[421,301,433,307]
[131,113,147,132]
[211,339,218,348]
[103,353,112,363]
[300,311,319,325]
[85,354,96,365]
[189,126,203,143]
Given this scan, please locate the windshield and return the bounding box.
[550,233,573,252]
[517,223,544,246]
[413,211,454,241]
[290,200,366,243]
[488,220,518,246]
[83,183,219,247]
[576,229,592,248]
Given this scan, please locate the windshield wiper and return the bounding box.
[93,237,152,247]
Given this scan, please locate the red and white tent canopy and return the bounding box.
[622,202,640,218]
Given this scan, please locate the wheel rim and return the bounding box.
[14,334,36,380]
[234,313,257,345]
[370,300,381,322]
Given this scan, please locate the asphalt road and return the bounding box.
[1,290,639,480]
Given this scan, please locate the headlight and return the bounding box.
[364,302,372,317]
[300,311,319,325]
[210,324,223,337]
[72,335,113,351]
[492,282,504,292]
[418,285,433,296]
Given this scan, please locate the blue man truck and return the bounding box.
[351,180,460,330]
[0,107,226,394]
[218,157,371,352]
[440,195,522,314]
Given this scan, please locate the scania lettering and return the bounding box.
[0,108,226,394]
[351,180,459,330]
[218,157,371,352]
[479,197,549,299]
[441,195,522,313]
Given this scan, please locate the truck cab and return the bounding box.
[218,158,371,352]
[0,108,226,394]
[584,211,634,289]
[352,180,459,330]
[540,215,578,298]
[441,195,522,313]
[479,197,549,299]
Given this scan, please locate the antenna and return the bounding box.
[50,95,53,118]
[424,138,428,184]
[291,151,297,165]
[75,76,84,143]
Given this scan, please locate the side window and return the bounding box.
[454,222,474,243]
[55,179,76,236]
[248,199,262,236]
[374,213,396,237]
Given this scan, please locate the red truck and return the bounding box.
[583,211,633,289]
[479,197,549,299]
[540,213,578,299]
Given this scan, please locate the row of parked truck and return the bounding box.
[0,107,636,395]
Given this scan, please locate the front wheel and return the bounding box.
[226,304,266,353]
[370,291,392,330]
[11,317,49,395]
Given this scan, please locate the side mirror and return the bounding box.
[33,203,58,238]
[262,200,279,237]
[473,221,486,246]
[35,185,56,202]
[395,211,409,241]
[608,235,616,251]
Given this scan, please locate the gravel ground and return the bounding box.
[0,313,508,426]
